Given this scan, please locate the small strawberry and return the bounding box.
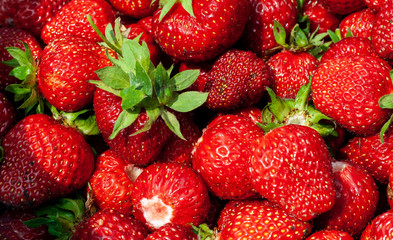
[306,230,354,240]
[131,162,210,230]
[360,210,393,239]
[192,114,264,200]
[109,0,158,19]
[0,114,95,209]
[340,8,376,38]
[0,92,16,138]
[249,124,336,221]
[371,2,393,61]
[320,0,366,15]
[41,0,116,44]
[303,0,340,34]
[145,223,197,240]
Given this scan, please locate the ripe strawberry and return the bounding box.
[371,2,393,61]
[306,230,354,240]
[219,200,312,239]
[364,0,390,13]
[312,54,393,136]
[145,223,197,240]
[109,0,158,19]
[249,124,336,221]
[88,149,143,215]
[204,49,272,111]
[360,210,393,239]
[37,36,112,112]
[41,0,116,44]
[340,8,376,38]
[0,27,42,90]
[303,0,340,33]
[192,114,264,200]
[267,50,318,99]
[131,162,210,230]
[152,0,251,62]
[72,209,149,240]
[320,0,366,15]
[241,0,298,58]
[230,106,262,125]
[178,61,212,92]
[0,114,95,209]
[0,92,16,138]
[313,161,379,236]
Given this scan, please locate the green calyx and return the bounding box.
[378,70,393,143]
[191,223,218,240]
[156,0,195,22]
[87,16,208,140]
[258,81,337,138]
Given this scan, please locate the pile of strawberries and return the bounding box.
[1,0,393,239]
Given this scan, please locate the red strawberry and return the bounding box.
[241,0,298,58]
[109,0,158,19]
[340,8,376,38]
[37,36,112,112]
[219,200,312,239]
[88,149,143,215]
[145,223,197,240]
[360,210,393,239]
[0,114,95,209]
[178,61,212,92]
[192,114,264,200]
[0,92,16,138]
[41,0,116,44]
[313,161,379,236]
[306,230,354,240]
[312,54,393,136]
[0,27,42,90]
[364,0,390,13]
[131,162,210,230]
[152,0,251,62]
[249,124,336,221]
[303,0,340,34]
[217,200,247,231]
[72,209,149,240]
[371,2,393,61]
[267,50,318,99]
[204,49,272,111]
[319,0,366,15]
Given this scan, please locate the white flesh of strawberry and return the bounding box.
[332,161,349,173]
[141,195,173,229]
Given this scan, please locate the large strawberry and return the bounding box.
[0,92,16,138]
[0,114,95,209]
[371,2,393,61]
[152,0,251,62]
[249,124,336,221]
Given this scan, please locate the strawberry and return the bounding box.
[241,0,298,58]
[0,114,95,209]
[267,50,318,99]
[303,0,340,34]
[339,8,376,38]
[0,92,16,138]
[192,114,264,200]
[37,36,112,112]
[312,54,393,136]
[109,0,158,19]
[313,161,379,236]
[178,61,212,92]
[319,0,366,15]
[152,0,251,62]
[88,149,143,215]
[204,49,272,111]
[371,2,393,61]
[145,223,197,240]
[219,200,312,239]
[41,0,116,44]
[0,27,42,90]
[364,0,390,13]
[73,209,149,240]
[360,210,393,239]
[249,124,336,221]
[217,200,246,231]
[306,230,354,240]
[131,162,210,230]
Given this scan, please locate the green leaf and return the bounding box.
[105,22,117,47]
[379,93,393,109]
[293,26,308,48]
[24,217,56,228]
[327,30,341,43]
[380,114,393,143]
[293,80,311,110]
[5,46,31,67]
[135,61,153,97]
[122,38,151,73]
[9,65,32,80]
[130,107,161,136]
[273,21,287,47]
[345,28,354,38]
[155,64,172,104]
[173,69,200,91]
[166,91,208,112]
[180,0,195,18]
[5,84,31,95]
[120,87,146,110]
[161,108,185,140]
[110,108,140,139]
[95,66,130,89]
[2,58,19,68]
[89,80,121,96]
[159,0,177,22]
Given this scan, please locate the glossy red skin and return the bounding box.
[217,200,247,231]
[371,3,393,60]
[249,124,336,221]
[0,209,54,240]
[0,92,16,138]
[72,209,149,240]
[220,200,312,239]
[37,36,111,112]
[145,223,197,240]
[109,0,158,19]
[313,161,378,236]
[88,149,136,215]
[340,8,376,38]
[306,230,354,240]
[267,50,318,99]
[241,0,298,58]
[205,49,272,111]
[228,106,263,125]
[93,88,172,166]
[41,0,116,44]
[0,27,42,90]
[131,163,210,230]
[360,210,393,239]
[303,0,340,34]
[312,55,393,136]
[0,114,95,209]
[339,128,393,183]
[320,0,366,15]
[192,114,263,200]
[364,0,390,13]
[152,0,251,62]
